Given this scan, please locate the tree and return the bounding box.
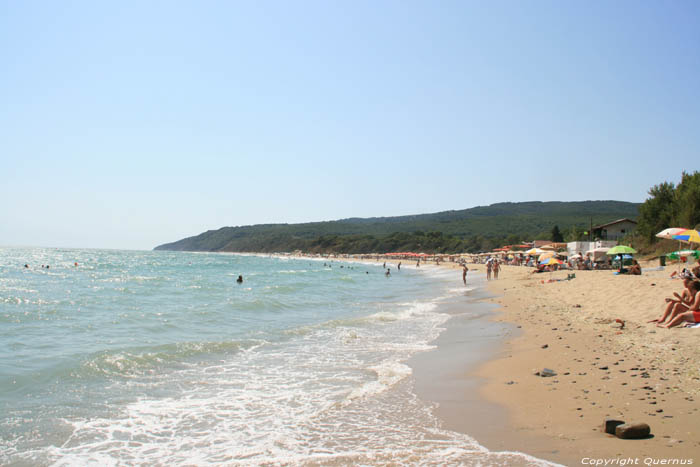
[674,171,700,229]
[551,225,564,242]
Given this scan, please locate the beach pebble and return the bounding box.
[615,422,651,439]
[602,418,625,435]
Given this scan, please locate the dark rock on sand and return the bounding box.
[615,423,651,439]
[603,418,625,435]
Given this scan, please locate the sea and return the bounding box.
[0,248,551,466]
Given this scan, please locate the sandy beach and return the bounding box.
[467,263,700,464]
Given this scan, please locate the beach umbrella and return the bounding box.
[672,229,700,244]
[540,244,557,250]
[538,251,556,261]
[606,245,637,256]
[539,257,562,265]
[656,228,687,240]
[666,250,700,260]
[525,248,544,255]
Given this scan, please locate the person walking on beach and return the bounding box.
[493,260,500,280]
[462,265,468,285]
[486,261,492,280]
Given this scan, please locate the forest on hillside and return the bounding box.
[155,200,639,254]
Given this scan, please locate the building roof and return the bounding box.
[593,218,638,229]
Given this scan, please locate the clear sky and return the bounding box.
[1,1,699,250]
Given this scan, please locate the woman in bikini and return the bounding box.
[649,273,695,324]
[663,280,700,328]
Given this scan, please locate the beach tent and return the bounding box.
[585,247,610,262]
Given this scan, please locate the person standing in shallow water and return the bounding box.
[462,265,468,285]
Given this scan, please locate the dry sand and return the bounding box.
[472,263,700,464]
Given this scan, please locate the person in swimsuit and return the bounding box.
[493,260,500,280]
[663,280,700,328]
[649,272,695,324]
[486,261,492,280]
[236,275,243,283]
[628,260,641,275]
[462,265,468,285]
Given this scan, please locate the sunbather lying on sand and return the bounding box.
[649,273,695,324]
[663,280,700,328]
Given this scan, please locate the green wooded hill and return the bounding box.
[154,201,639,254]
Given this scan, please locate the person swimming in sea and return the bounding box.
[385,268,391,277]
[236,275,243,283]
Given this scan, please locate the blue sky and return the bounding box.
[1,1,699,250]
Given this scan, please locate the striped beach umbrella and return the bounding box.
[656,227,687,240]
[539,257,562,265]
[672,229,700,244]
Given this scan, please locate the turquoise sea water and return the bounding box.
[0,248,549,466]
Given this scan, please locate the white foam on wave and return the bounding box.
[346,360,413,402]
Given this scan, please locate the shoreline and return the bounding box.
[329,255,565,462]
[288,254,699,463]
[336,255,700,464]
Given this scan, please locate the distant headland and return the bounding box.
[154,200,639,254]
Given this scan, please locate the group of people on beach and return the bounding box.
[485,259,500,280]
[650,263,700,328]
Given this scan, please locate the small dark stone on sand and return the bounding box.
[603,419,625,434]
